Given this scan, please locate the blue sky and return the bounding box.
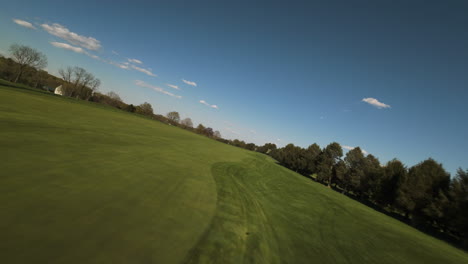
[1,0,467,174]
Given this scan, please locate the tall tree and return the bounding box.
[136,102,154,116]
[317,142,343,186]
[280,144,307,173]
[9,44,47,83]
[361,154,382,199]
[106,91,122,107]
[396,158,450,224]
[58,66,100,100]
[107,91,122,102]
[375,159,406,207]
[166,111,180,123]
[204,127,214,137]
[343,147,366,194]
[304,143,321,175]
[333,160,348,189]
[449,169,468,247]
[195,124,206,134]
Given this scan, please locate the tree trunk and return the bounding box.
[14,67,23,83]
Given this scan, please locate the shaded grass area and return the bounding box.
[1,85,467,263]
[0,79,49,93]
[186,156,468,264]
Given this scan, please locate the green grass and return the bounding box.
[0,85,467,264]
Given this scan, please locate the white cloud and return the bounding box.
[343,145,368,155]
[362,97,391,109]
[88,54,100,60]
[49,42,101,61]
[41,23,101,50]
[50,41,84,53]
[166,84,180,90]
[128,58,142,64]
[108,60,129,69]
[130,65,157,77]
[13,19,36,29]
[277,138,281,142]
[182,79,197,87]
[134,80,181,99]
[199,100,218,109]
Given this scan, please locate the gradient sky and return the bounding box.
[1,0,467,174]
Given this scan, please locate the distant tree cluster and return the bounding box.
[59,66,101,100]
[0,45,61,89]
[227,140,468,248]
[9,44,47,83]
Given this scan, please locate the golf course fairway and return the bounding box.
[1,85,467,264]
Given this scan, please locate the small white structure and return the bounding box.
[54,85,63,95]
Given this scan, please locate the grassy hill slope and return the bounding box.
[1,85,467,264]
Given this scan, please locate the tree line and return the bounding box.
[228,140,468,249]
[0,44,224,139]
[2,44,467,250]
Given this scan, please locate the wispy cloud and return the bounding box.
[88,54,100,60]
[13,19,36,29]
[111,50,119,55]
[134,80,181,99]
[108,60,129,69]
[102,58,154,76]
[128,58,142,64]
[250,130,257,134]
[166,84,180,90]
[42,23,101,50]
[50,41,101,60]
[223,121,234,127]
[50,41,84,53]
[130,65,157,77]
[343,145,368,155]
[182,79,197,87]
[199,100,218,109]
[224,127,240,135]
[362,97,391,109]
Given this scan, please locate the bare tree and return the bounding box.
[58,66,100,100]
[9,44,47,83]
[107,91,122,102]
[214,130,222,138]
[181,118,193,128]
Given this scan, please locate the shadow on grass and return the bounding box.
[0,79,53,95]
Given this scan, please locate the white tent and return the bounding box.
[54,85,63,95]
